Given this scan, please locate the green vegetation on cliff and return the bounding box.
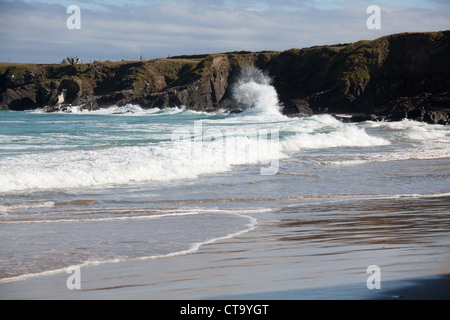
[1,31,449,123]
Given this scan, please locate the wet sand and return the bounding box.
[1,238,449,300]
[2,196,450,300]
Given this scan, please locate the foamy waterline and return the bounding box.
[0,211,201,224]
[281,125,390,151]
[31,104,181,116]
[0,201,56,214]
[2,68,448,194]
[0,213,257,284]
[0,116,394,193]
[3,191,449,284]
[0,136,282,193]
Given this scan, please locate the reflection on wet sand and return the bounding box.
[188,195,450,294]
[277,197,450,247]
[1,195,449,299]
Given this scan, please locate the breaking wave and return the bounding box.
[232,66,282,116]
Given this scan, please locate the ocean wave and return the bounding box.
[31,104,187,115]
[0,115,401,193]
[281,125,390,152]
[0,133,282,192]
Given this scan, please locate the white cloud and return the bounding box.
[0,0,449,63]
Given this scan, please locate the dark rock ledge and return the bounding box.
[1,31,449,124]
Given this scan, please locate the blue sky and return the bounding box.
[0,0,449,63]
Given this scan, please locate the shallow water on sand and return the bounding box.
[0,104,449,295]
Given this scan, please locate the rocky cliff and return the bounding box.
[1,31,449,124]
[268,31,450,124]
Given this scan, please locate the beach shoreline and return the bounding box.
[1,256,449,301]
[1,218,449,300]
[1,111,449,301]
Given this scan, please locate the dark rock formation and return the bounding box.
[267,31,450,124]
[1,86,37,111]
[0,31,448,124]
[135,55,244,113]
[1,76,83,112]
[282,99,313,117]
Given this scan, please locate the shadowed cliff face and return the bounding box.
[136,55,234,111]
[1,31,449,124]
[266,31,450,123]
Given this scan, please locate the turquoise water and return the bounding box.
[0,103,449,289]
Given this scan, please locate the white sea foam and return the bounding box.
[233,66,282,116]
[31,104,187,116]
[0,201,55,215]
[281,125,390,152]
[0,213,257,284]
[0,211,201,224]
[0,131,282,192]
[0,112,398,193]
[5,67,448,192]
[337,192,450,202]
[317,119,450,166]
[0,125,391,193]
[323,142,450,166]
[368,119,450,142]
[405,126,449,142]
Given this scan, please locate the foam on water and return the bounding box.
[281,125,390,152]
[5,98,450,193]
[0,201,55,215]
[368,119,449,141]
[0,112,395,193]
[2,67,450,289]
[0,210,257,283]
[32,104,185,116]
[232,66,282,116]
[0,130,284,192]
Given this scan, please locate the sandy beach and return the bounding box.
[2,0,450,306]
[2,201,450,300]
[1,105,449,302]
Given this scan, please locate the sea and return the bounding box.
[1,68,449,295]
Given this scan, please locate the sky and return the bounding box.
[0,0,449,63]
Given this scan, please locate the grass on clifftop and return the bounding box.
[0,58,203,95]
[2,30,448,100]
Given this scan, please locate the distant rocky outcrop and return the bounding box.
[1,31,449,124]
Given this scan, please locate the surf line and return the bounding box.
[0,215,257,284]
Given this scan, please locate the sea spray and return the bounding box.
[232,66,281,115]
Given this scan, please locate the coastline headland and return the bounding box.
[1,31,449,124]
